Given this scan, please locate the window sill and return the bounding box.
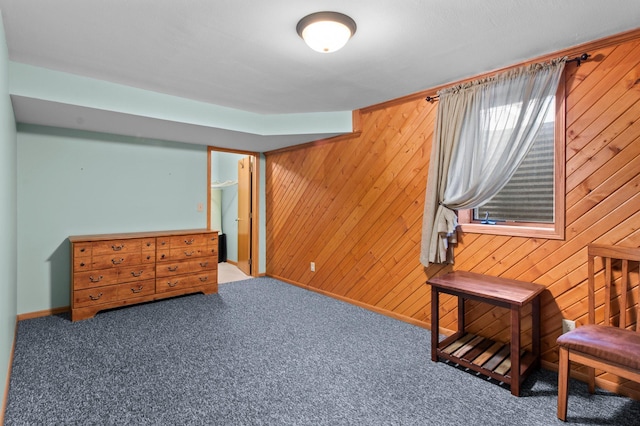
[458,222,564,240]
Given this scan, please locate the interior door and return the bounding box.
[237,156,252,275]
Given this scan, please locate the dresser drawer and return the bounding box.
[73,279,155,308]
[73,264,155,290]
[156,256,217,278]
[206,233,218,249]
[73,242,93,258]
[92,238,143,256]
[90,252,156,269]
[155,271,216,293]
[157,245,216,262]
[157,233,210,249]
[73,268,119,289]
[141,238,156,251]
[73,256,93,270]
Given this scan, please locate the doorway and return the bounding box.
[207,147,259,277]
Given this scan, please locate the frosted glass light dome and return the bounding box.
[296,12,357,53]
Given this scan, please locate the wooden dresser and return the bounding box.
[70,229,218,321]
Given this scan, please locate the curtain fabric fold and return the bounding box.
[420,59,566,266]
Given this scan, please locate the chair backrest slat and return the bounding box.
[587,244,640,331]
[620,259,628,329]
[637,262,640,333]
[604,257,612,326]
[588,252,596,325]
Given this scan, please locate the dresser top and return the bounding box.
[69,228,218,242]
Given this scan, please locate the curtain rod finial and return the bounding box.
[569,53,591,66]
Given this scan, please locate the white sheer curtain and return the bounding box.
[420,59,566,265]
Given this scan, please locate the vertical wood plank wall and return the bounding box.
[266,33,640,397]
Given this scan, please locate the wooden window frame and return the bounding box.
[457,76,566,240]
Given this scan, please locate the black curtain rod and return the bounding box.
[425,53,590,103]
[566,53,591,67]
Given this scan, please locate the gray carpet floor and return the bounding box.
[5,277,640,425]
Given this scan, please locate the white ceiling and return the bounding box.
[2,0,640,151]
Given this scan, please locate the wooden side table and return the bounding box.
[427,271,545,396]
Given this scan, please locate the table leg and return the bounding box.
[431,286,439,362]
[532,295,541,367]
[457,295,465,334]
[511,305,521,396]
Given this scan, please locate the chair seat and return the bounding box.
[557,324,640,371]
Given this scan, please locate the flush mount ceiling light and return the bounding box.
[296,11,357,53]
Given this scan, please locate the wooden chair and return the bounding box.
[556,244,640,421]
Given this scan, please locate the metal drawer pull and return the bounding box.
[200,261,208,267]
[80,248,86,253]
[168,266,179,272]
[131,270,144,277]
[111,244,125,251]
[80,262,86,267]
[131,286,144,293]
[167,281,178,287]
[184,239,195,245]
[112,258,124,265]
[89,293,103,301]
[199,276,208,282]
[89,275,103,283]
[184,251,195,256]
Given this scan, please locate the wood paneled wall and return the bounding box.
[266,32,640,398]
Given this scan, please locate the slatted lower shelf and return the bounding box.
[436,333,534,385]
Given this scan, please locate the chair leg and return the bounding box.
[587,366,595,394]
[558,347,570,421]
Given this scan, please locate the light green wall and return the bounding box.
[0,10,17,414]
[16,125,208,314]
[10,62,353,136]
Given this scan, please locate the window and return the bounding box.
[457,78,565,239]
